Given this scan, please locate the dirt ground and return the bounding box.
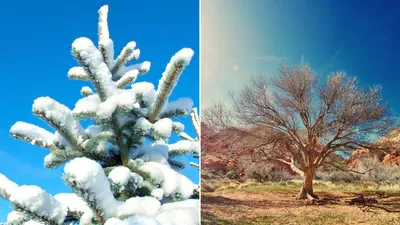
[202,188,400,225]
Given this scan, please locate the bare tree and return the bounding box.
[203,62,399,200]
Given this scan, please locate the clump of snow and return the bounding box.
[63,157,119,218]
[10,122,55,146]
[127,49,141,62]
[6,211,23,224]
[81,86,94,95]
[135,117,153,131]
[116,69,139,88]
[161,98,193,116]
[24,220,45,225]
[0,174,19,199]
[156,199,200,225]
[153,118,173,138]
[116,196,161,218]
[9,185,67,224]
[98,5,110,41]
[108,167,132,188]
[72,37,117,99]
[139,61,151,73]
[172,122,185,133]
[139,162,194,199]
[73,94,101,116]
[96,90,136,118]
[131,145,169,165]
[168,140,199,155]
[151,188,164,200]
[105,216,160,225]
[68,67,89,80]
[118,61,151,77]
[85,125,103,137]
[131,82,156,106]
[33,97,85,144]
[54,193,94,224]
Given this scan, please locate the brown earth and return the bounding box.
[202,188,400,225]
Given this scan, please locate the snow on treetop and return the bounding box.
[98,4,110,42]
[9,185,67,224]
[72,37,117,99]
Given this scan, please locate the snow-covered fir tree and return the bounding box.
[0,5,199,225]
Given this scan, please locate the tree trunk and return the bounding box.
[296,168,318,200]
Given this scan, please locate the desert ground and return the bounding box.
[201,180,400,225]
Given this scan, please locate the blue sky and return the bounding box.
[201,0,400,118]
[0,0,199,220]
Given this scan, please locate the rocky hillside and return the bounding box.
[202,123,400,177]
[348,128,400,168]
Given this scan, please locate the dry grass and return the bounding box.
[201,180,400,225]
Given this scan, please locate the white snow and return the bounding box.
[63,157,119,218]
[72,37,117,99]
[118,62,151,77]
[172,122,184,132]
[97,95,119,118]
[156,207,199,225]
[135,117,152,132]
[116,196,161,218]
[81,86,94,95]
[85,125,103,137]
[151,188,164,200]
[153,118,173,138]
[98,5,110,41]
[139,162,194,199]
[131,82,156,106]
[10,122,54,147]
[161,98,193,116]
[97,5,114,68]
[156,199,200,225]
[127,49,141,62]
[116,69,139,88]
[99,38,115,68]
[23,221,45,225]
[73,94,101,116]
[54,193,94,224]
[6,211,23,223]
[96,90,136,118]
[139,61,151,73]
[105,216,160,225]
[73,90,137,119]
[108,166,132,187]
[0,174,18,199]
[9,185,67,224]
[33,97,85,144]
[68,67,89,80]
[168,140,199,155]
[131,145,169,165]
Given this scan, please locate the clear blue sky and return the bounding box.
[202,0,400,118]
[0,0,199,220]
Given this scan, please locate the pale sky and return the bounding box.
[201,0,285,109]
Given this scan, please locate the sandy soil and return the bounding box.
[202,190,400,225]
